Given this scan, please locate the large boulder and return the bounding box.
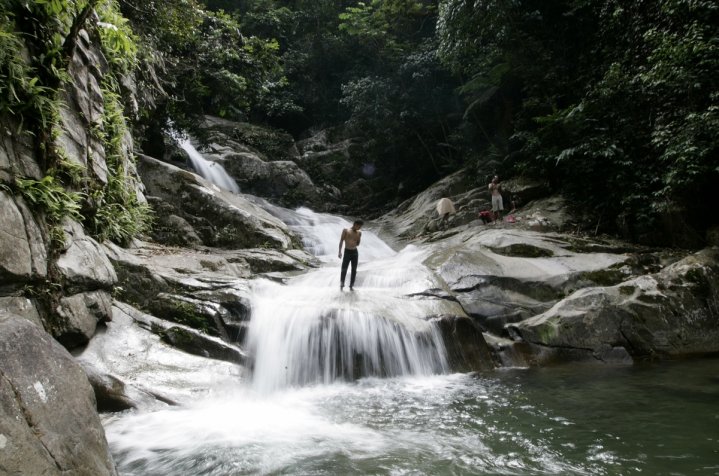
[0,297,44,328]
[507,248,719,363]
[424,227,632,336]
[295,129,358,208]
[218,150,320,207]
[433,314,496,371]
[203,115,300,162]
[54,290,113,348]
[145,197,203,247]
[188,123,321,208]
[0,191,48,286]
[0,316,117,475]
[373,169,484,245]
[137,154,297,249]
[56,220,117,292]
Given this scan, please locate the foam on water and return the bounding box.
[245,207,449,393]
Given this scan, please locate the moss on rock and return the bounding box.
[488,243,554,258]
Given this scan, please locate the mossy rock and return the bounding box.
[148,296,217,336]
[488,243,554,258]
[160,326,245,364]
[579,269,628,287]
[618,285,635,296]
[683,267,712,298]
[563,237,640,254]
[217,122,296,162]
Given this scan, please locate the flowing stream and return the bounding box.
[179,139,241,194]
[103,206,719,475]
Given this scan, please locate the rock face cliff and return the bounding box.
[1,13,124,474]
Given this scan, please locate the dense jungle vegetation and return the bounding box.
[3,0,718,246]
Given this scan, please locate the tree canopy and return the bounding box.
[6,0,714,245]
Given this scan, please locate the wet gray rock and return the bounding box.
[0,317,117,475]
[160,326,247,365]
[373,170,482,244]
[424,227,629,335]
[213,149,320,207]
[103,240,315,343]
[0,191,48,285]
[295,130,357,202]
[146,198,203,247]
[433,315,496,372]
[116,301,247,367]
[56,220,117,292]
[0,191,35,281]
[137,154,296,249]
[54,290,113,348]
[508,248,719,362]
[77,302,245,407]
[203,115,300,162]
[147,292,231,339]
[185,119,320,208]
[83,365,137,413]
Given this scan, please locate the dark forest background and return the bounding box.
[5,0,717,246]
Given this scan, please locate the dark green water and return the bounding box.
[476,359,719,475]
[107,358,719,475]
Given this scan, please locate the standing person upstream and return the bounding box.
[338,220,363,291]
[488,175,503,223]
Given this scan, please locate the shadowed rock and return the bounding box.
[433,314,496,372]
[137,154,296,250]
[0,316,117,475]
[508,248,719,362]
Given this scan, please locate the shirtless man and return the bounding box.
[488,175,503,223]
[338,220,363,290]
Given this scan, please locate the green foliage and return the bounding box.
[96,0,138,73]
[110,0,719,243]
[121,0,288,136]
[437,0,718,243]
[16,175,84,223]
[1,0,156,255]
[340,0,434,54]
[86,80,152,245]
[0,12,61,136]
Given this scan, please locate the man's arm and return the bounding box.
[338,229,346,258]
[357,231,362,246]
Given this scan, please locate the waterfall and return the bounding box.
[246,208,450,393]
[179,139,241,193]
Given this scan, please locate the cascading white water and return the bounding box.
[179,139,241,193]
[100,205,714,475]
[246,207,450,393]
